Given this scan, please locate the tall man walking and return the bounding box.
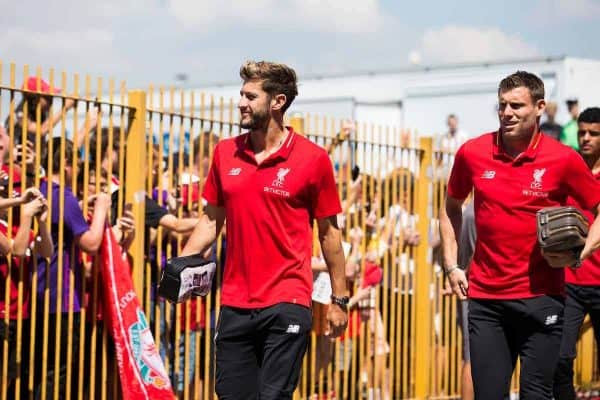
[181,61,348,399]
[554,107,600,399]
[440,71,600,399]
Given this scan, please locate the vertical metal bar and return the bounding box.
[101,79,116,400]
[331,110,341,395]
[187,90,198,400]
[117,93,128,399]
[365,124,375,399]
[51,70,67,400]
[228,98,235,139]
[77,75,92,400]
[100,326,108,400]
[581,323,595,382]
[450,294,457,396]
[288,115,304,134]
[0,60,8,400]
[118,81,127,221]
[200,88,212,400]
[409,136,419,398]
[210,93,221,400]
[442,273,449,394]
[391,166,401,399]
[146,85,155,330]
[89,77,103,400]
[413,137,433,398]
[155,87,167,374]
[3,63,16,400]
[14,68,23,399]
[176,89,188,400]
[380,125,391,400]
[399,142,408,398]
[38,68,52,399]
[71,83,83,400]
[64,72,77,400]
[373,126,384,398]
[126,90,148,298]
[1,84,11,400]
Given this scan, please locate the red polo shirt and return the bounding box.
[566,171,600,286]
[448,132,600,299]
[203,127,342,308]
[0,221,34,319]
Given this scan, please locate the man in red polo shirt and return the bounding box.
[181,60,348,400]
[440,71,600,399]
[554,107,600,400]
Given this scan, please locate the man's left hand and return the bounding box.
[325,303,348,338]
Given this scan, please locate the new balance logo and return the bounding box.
[286,324,300,334]
[481,170,496,179]
[228,167,242,176]
[545,315,558,325]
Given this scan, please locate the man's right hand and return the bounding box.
[20,187,43,204]
[338,119,355,142]
[14,141,36,174]
[22,195,47,218]
[87,193,111,215]
[446,268,468,300]
[116,210,135,233]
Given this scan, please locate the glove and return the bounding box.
[158,254,216,303]
[537,206,588,268]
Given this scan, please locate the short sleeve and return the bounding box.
[446,144,473,200]
[563,150,600,211]
[311,152,342,219]
[202,142,224,207]
[64,190,90,238]
[145,197,169,229]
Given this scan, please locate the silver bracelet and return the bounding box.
[445,265,461,276]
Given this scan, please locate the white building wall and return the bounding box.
[72,57,598,145]
[564,58,600,114]
[195,57,600,143]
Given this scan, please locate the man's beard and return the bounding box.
[240,110,269,130]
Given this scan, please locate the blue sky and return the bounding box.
[0,0,596,89]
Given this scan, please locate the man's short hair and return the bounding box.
[90,126,125,165]
[77,165,109,189]
[193,131,219,159]
[545,101,558,112]
[566,99,579,112]
[43,137,75,173]
[578,107,600,124]
[498,71,545,102]
[239,61,298,113]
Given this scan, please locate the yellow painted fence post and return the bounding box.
[578,317,595,384]
[289,114,305,135]
[415,136,433,398]
[126,90,148,297]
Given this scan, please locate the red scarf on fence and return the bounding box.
[100,226,175,399]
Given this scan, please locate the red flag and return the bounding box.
[100,226,175,399]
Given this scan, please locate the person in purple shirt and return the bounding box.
[33,137,110,399]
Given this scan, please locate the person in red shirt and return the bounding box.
[440,71,600,399]
[181,60,348,400]
[0,177,53,394]
[554,107,600,399]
